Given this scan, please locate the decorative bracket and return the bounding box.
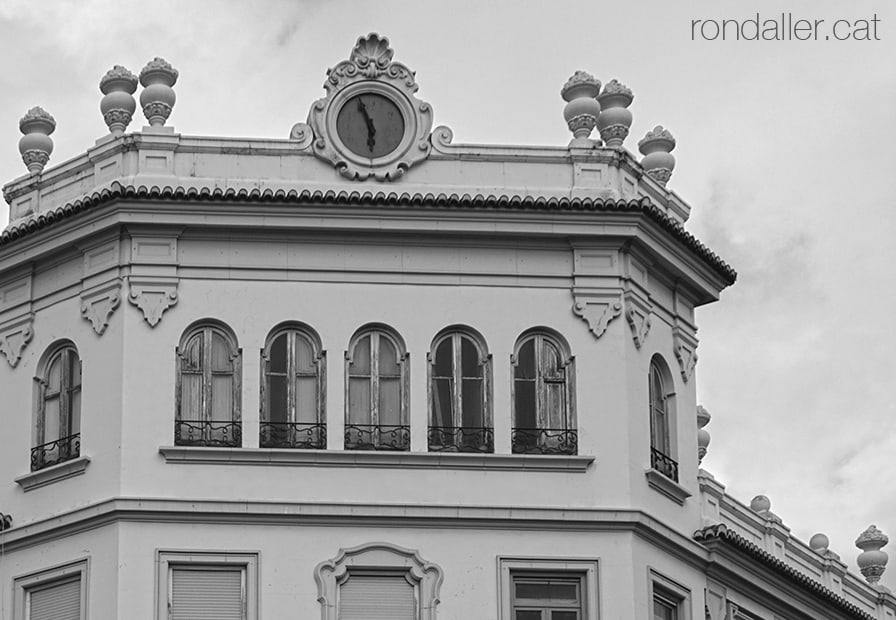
[673,325,698,382]
[80,280,121,335]
[572,293,623,339]
[128,277,178,327]
[624,292,652,349]
[0,313,34,367]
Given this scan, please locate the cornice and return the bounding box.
[158,446,594,471]
[0,181,736,285]
[694,523,889,620]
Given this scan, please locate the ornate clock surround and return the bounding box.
[307,33,433,181]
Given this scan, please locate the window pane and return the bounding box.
[295,335,316,373]
[211,375,233,419]
[269,333,288,374]
[210,333,232,371]
[348,377,371,424]
[44,397,61,442]
[552,612,578,620]
[47,356,62,391]
[351,335,371,375]
[460,337,480,377]
[516,612,543,620]
[516,582,550,599]
[515,339,535,380]
[544,382,566,428]
[181,374,202,420]
[432,377,453,428]
[68,353,81,388]
[540,341,564,379]
[654,597,677,620]
[182,335,202,371]
[433,337,453,377]
[296,376,318,423]
[461,378,483,427]
[514,379,536,428]
[70,387,81,434]
[379,377,401,425]
[267,375,288,423]
[378,337,400,377]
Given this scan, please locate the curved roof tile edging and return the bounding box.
[1,181,736,283]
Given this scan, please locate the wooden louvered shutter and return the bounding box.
[339,574,417,620]
[29,577,80,620]
[170,567,244,620]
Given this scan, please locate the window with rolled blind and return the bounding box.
[338,574,417,620]
[169,567,245,620]
[28,577,81,620]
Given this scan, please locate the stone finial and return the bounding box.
[18,106,56,174]
[856,525,889,585]
[749,494,771,513]
[596,79,634,147]
[100,65,138,135]
[696,405,711,463]
[139,57,178,127]
[561,70,601,145]
[809,533,830,553]
[638,125,676,186]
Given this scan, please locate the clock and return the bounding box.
[336,93,405,159]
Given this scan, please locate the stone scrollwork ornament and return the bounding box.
[572,294,623,339]
[128,278,178,327]
[0,314,34,367]
[307,33,433,181]
[80,281,122,335]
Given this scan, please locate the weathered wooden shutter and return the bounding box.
[339,574,416,620]
[29,578,80,620]
[170,567,244,620]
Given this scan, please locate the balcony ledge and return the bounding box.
[15,456,91,492]
[645,467,692,505]
[159,446,594,472]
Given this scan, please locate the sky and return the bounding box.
[1,0,894,589]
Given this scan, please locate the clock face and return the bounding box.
[336,93,405,159]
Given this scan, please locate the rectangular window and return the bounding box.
[14,559,88,620]
[156,551,257,620]
[498,557,599,620]
[339,573,417,620]
[648,569,689,620]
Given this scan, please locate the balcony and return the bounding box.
[30,433,80,471]
[650,447,679,482]
[344,424,410,451]
[175,420,242,447]
[511,428,577,455]
[260,422,327,449]
[427,426,494,453]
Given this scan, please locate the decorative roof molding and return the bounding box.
[694,524,878,620]
[0,182,737,284]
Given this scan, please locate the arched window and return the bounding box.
[649,355,677,481]
[33,343,81,471]
[428,328,492,453]
[175,321,242,447]
[345,325,409,451]
[511,330,576,455]
[260,324,326,449]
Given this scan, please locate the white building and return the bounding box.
[0,33,893,620]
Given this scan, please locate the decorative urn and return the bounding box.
[638,125,676,186]
[596,79,634,147]
[100,65,138,135]
[561,71,601,142]
[18,106,56,174]
[139,57,179,127]
[856,525,889,585]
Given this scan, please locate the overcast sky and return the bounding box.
[1,0,894,588]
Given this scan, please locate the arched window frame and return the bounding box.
[510,329,577,455]
[32,341,82,471]
[344,324,409,451]
[426,326,493,453]
[259,322,326,449]
[648,355,678,481]
[175,320,242,447]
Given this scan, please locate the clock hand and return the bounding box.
[357,98,376,153]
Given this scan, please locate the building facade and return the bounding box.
[0,34,893,620]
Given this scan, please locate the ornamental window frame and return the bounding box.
[155,550,258,620]
[648,355,677,482]
[344,324,410,451]
[32,341,82,472]
[427,326,493,453]
[14,558,89,620]
[648,568,690,620]
[510,329,577,455]
[259,322,326,449]
[175,320,242,447]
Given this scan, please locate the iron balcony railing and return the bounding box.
[175,420,242,447]
[510,427,578,455]
[31,433,80,471]
[650,447,679,482]
[344,424,410,451]
[427,426,494,453]
[260,422,327,449]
